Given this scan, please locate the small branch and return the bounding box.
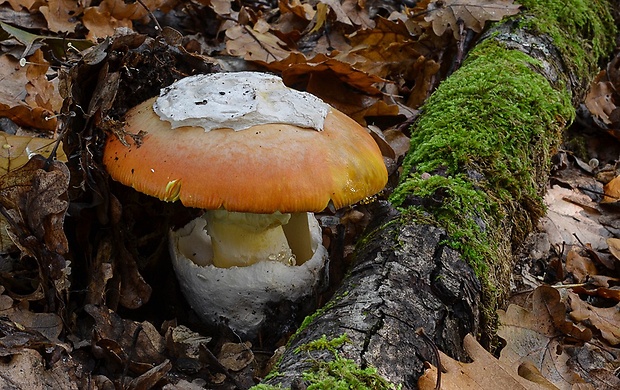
[416,327,441,390]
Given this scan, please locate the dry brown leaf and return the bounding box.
[127,360,172,389]
[85,304,166,373]
[601,175,620,203]
[280,0,316,20]
[218,342,254,371]
[497,286,592,389]
[97,0,176,22]
[225,23,291,63]
[311,2,330,33]
[565,247,598,283]
[2,0,38,12]
[606,237,620,261]
[0,349,79,389]
[585,70,616,125]
[340,0,374,29]
[82,7,132,41]
[267,52,386,95]
[542,186,611,251]
[346,18,422,79]
[39,0,83,33]
[425,0,521,39]
[0,132,65,176]
[0,154,69,282]
[319,0,354,27]
[571,285,620,302]
[568,292,620,345]
[209,0,232,15]
[418,334,551,389]
[0,55,56,131]
[25,49,63,113]
[384,128,411,159]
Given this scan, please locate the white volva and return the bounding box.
[169,212,328,337]
[153,72,329,132]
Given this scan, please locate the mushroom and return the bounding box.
[103,72,387,337]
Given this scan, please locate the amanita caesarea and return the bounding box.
[103,72,388,337]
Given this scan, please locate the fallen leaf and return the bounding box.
[166,324,211,360]
[2,0,38,12]
[25,49,63,114]
[0,55,56,131]
[0,154,69,281]
[425,0,521,39]
[39,0,83,33]
[346,17,422,79]
[0,132,65,176]
[225,23,291,63]
[266,52,386,95]
[85,304,166,374]
[568,292,620,345]
[280,0,315,20]
[126,359,172,389]
[565,247,598,283]
[571,285,620,302]
[418,334,551,389]
[82,7,132,41]
[606,237,620,261]
[0,349,80,389]
[585,69,616,126]
[497,286,592,389]
[540,186,612,251]
[218,341,254,372]
[601,175,620,203]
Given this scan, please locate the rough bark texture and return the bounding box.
[262,1,616,389]
[264,204,482,388]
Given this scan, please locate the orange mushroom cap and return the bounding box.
[103,77,387,213]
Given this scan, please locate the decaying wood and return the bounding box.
[263,4,616,389]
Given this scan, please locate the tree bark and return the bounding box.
[263,1,616,388]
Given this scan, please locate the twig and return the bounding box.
[416,327,441,390]
[243,25,278,62]
[136,0,163,34]
[120,324,144,390]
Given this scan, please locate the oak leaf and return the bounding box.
[25,49,63,113]
[82,7,132,41]
[565,247,598,283]
[39,0,82,33]
[585,70,616,126]
[346,18,423,79]
[1,0,37,12]
[601,175,620,203]
[0,154,69,281]
[568,292,620,345]
[418,334,553,389]
[0,55,56,131]
[280,0,315,20]
[225,23,291,63]
[497,286,592,389]
[425,0,521,39]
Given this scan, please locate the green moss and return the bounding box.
[389,0,615,336]
[391,40,573,275]
[296,334,350,353]
[254,335,399,390]
[296,335,400,390]
[518,0,616,87]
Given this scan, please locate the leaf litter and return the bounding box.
[1,0,616,388]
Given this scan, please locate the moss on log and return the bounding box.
[260,1,617,389]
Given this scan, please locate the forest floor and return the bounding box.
[0,1,619,389]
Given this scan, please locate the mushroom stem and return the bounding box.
[205,210,312,268]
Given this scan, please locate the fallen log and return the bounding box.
[261,1,617,388]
